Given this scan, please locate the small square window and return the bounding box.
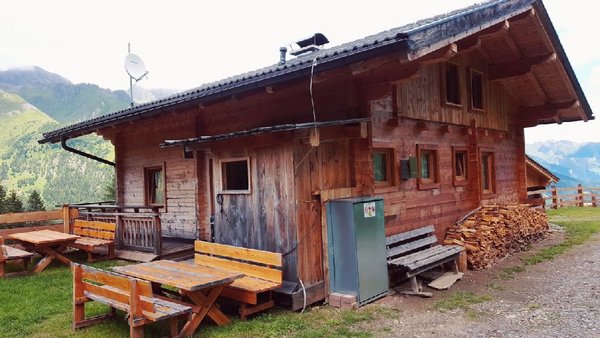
[444,62,461,106]
[145,166,165,206]
[373,148,394,187]
[481,151,495,194]
[417,145,440,189]
[221,158,250,193]
[470,69,485,111]
[453,147,469,186]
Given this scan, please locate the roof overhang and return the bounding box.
[525,155,560,183]
[38,0,592,144]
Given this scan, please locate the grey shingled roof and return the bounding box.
[41,0,590,144]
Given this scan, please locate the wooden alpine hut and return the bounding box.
[39,0,593,304]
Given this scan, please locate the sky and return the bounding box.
[0,0,597,144]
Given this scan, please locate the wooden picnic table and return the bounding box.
[114,260,243,336]
[8,230,80,273]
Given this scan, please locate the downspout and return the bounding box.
[61,137,115,167]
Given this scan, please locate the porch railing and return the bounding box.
[74,204,162,255]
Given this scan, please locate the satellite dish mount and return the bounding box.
[124,43,149,107]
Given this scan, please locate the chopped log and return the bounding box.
[444,204,548,270]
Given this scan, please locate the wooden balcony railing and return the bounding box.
[74,204,162,255]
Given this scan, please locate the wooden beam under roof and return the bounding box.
[456,21,510,55]
[519,100,578,115]
[515,100,579,126]
[488,53,556,81]
[526,72,548,103]
[419,43,457,65]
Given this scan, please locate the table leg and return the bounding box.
[29,244,73,273]
[33,252,55,273]
[179,284,226,337]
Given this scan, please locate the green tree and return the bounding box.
[27,190,45,211]
[0,185,6,213]
[5,190,24,213]
[102,171,116,202]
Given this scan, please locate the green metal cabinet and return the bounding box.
[326,197,389,305]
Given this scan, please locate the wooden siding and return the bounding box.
[294,140,354,284]
[112,113,198,239]
[397,52,513,131]
[369,52,525,241]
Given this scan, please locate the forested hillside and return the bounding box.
[0,90,114,207]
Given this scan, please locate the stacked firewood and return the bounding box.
[444,204,549,270]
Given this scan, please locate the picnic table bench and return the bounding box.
[114,260,243,336]
[69,220,116,262]
[0,236,33,277]
[195,241,283,320]
[8,230,80,273]
[72,263,192,338]
[386,225,463,295]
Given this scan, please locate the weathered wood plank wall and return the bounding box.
[365,51,526,241]
[110,113,199,239]
[211,144,298,280]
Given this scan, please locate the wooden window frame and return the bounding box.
[468,68,485,112]
[417,144,440,190]
[452,146,469,187]
[441,62,462,108]
[480,150,496,195]
[373,148,395,188]
[144,163,166,208]
[220,157,251,195]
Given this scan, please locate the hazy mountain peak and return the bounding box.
[527,140,600,187]
[0,66,72,86]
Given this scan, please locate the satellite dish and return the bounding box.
[124,53,148,81]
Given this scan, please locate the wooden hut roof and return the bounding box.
[39,0,593,144]
[525,154,560,183]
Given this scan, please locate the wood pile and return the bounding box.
[444,204,549,270]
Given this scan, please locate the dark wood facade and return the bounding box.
[43,1,591,301]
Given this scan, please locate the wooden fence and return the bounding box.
[527,184,600,209]
[0,206,79,237]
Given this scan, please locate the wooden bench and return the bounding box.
[194,241,283,320]
[72,263,192,338]
[69,220,116,262]
[0,236,33,277]
[386,225,463,295]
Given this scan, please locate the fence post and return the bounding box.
[593,194,597,208]
[152,207,162,256]
[62,204,71,233]
[551,185,558,209]
[577,184,584,207]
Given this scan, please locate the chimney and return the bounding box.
[279,47,287,64]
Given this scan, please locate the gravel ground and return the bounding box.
[369,228,600,337]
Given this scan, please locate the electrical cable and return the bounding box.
[299,278,307,314]
[294,55,320,173]
[309,56,318,128]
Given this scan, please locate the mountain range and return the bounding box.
[526,141,600,188]
[0,66,176,123]
[0,67,175,207]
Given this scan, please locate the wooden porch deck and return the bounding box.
[93,237,194,262]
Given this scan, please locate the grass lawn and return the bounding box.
[1,207,599,338]
[0,251,396,338]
